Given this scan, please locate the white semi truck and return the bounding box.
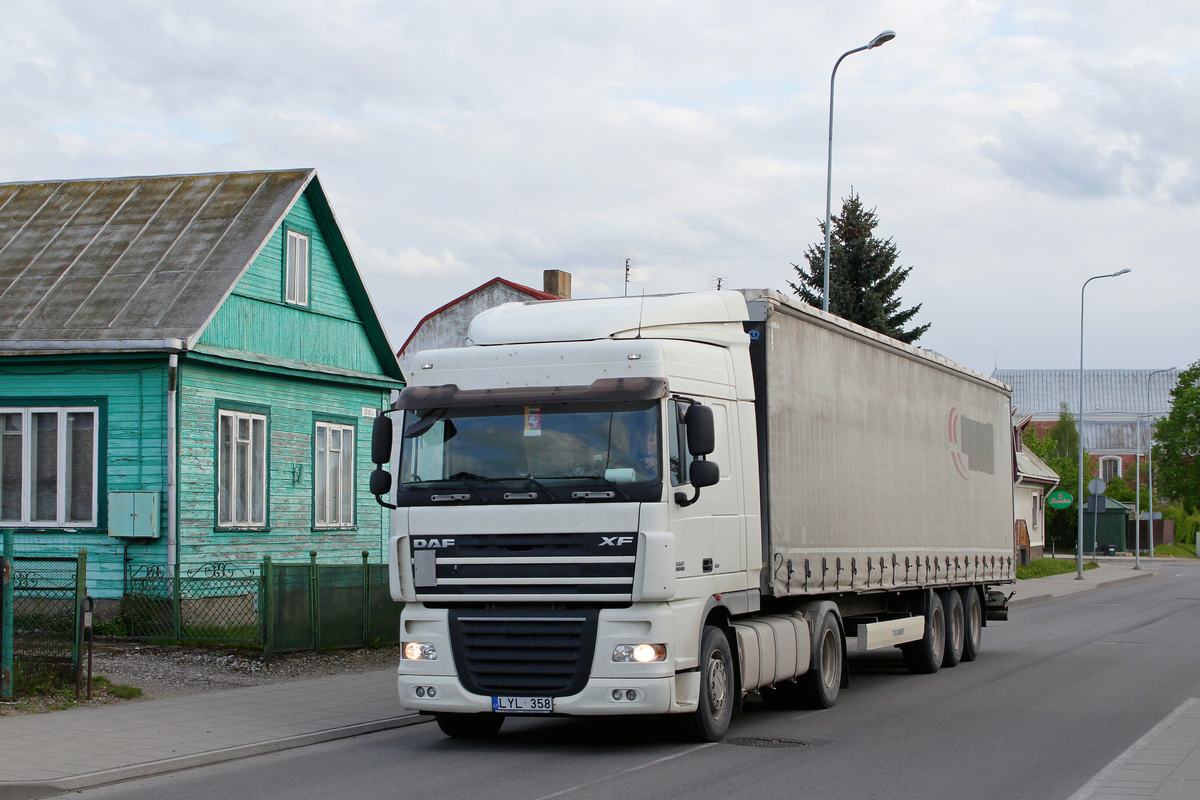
[370,289,1015,741]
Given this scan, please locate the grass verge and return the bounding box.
[0,675,143,715]
[1017,558,1100,580]
[1153,543,1199,559]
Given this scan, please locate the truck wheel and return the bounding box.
[798,611,842,708]
[685,625,735,742]
[960,587,983,662]
[435,713,505,739]
[940,589,964,668]
[901,591,944,674]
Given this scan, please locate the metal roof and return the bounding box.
[993,369,1179,418]
[0,169,314,351]
[1016,448,1059,484]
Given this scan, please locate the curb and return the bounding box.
[0,714,431,800]
[1009,569,1158,610]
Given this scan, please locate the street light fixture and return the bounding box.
[822,30,896,314]
[1076,269,1131,580]
[1146,367,1174,560]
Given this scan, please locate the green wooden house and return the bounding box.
[0,169,404,608]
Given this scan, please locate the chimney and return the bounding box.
[543,270,571,299]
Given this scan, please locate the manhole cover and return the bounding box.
[723,736,811,748]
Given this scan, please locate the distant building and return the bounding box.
[994,369,1179,484]
[0,170,405,603]
[1013,415,1059,562]
[397,270,571,377]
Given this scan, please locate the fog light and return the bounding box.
[415,686,426,697]
[612,689,623,701]
[612,643,666,663]
[403,641,437,660]
[626,690,637,701]
[427,686,438,699]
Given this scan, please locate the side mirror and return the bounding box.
[689,459,719,489]
[684,404,715,456]
[371,414,393,465]
[370,468,396,509]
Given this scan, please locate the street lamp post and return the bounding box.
[1146,367,1174,560]
[822,30,895,314]
[1077,269,1131,580]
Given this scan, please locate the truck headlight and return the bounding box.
[612,644,666,663]
[403,641,437,660]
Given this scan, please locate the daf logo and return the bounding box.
[600,536,634,547]
[412,538,455,549]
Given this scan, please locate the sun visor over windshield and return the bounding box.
[397,377,668,410]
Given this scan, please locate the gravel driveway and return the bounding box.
[89,639,404,700]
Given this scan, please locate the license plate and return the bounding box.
[492,696,554,713]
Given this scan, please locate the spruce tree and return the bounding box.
[789,190,930,344]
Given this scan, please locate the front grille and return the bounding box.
[449,609,598,697]
[414,532,637,603]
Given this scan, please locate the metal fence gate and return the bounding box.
[8,552,87,692]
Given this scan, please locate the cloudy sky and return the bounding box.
[3,0,1197,376]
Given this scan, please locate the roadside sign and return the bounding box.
[1046,490,1074,509]
[1088,477,1107,496]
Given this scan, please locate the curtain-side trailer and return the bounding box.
[370,289,1015,741]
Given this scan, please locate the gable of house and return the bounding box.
[195,188,390,378]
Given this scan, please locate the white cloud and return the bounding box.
[1,0,1197,372]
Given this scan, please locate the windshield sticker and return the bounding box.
[524,406,542,437]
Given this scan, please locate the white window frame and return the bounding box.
[315,421,355,528]
[285,229,310,306]
[1100,456,1122,483]
[217,409,268,527]
[0,406,99,528]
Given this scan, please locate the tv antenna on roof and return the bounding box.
[624,258,637,297]
[710,276,730,291]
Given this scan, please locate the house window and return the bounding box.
[1032,493,1040,530]
[315,422,355,527]
[0,407,98,527]
[218,410,267,527]
[1100,456,1121,484]
[285,230,309,306]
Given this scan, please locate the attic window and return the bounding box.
[285,230,309,306]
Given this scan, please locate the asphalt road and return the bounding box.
[65,562,1200,800]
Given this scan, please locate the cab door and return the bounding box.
[666,397,743,582]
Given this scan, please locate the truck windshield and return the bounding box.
[398,400,662,501]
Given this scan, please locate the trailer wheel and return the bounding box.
[940,589,964,668]
[901,590,944,674]
[960,587,983,662]
[685,625,735,742]
[435,713,505,739]
[798,611,843,708]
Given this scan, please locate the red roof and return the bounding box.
[397,277,558,356]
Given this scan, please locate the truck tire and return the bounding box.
[685,625,735,742]
[435,713,505,739]
[940,589,964,668]
[960,586,983,662]
[901,590,944,674]
[798,611,842,708]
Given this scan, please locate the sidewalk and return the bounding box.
[0,563,1168,800]
[0,668,424,800]
[1008,559,1161,609]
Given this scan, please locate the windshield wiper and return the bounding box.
[469,475,559,502]
[550,474,631,501]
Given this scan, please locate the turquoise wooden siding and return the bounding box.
[0,356,170,598]
[177,361,390,566]
[197,192,385,376]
